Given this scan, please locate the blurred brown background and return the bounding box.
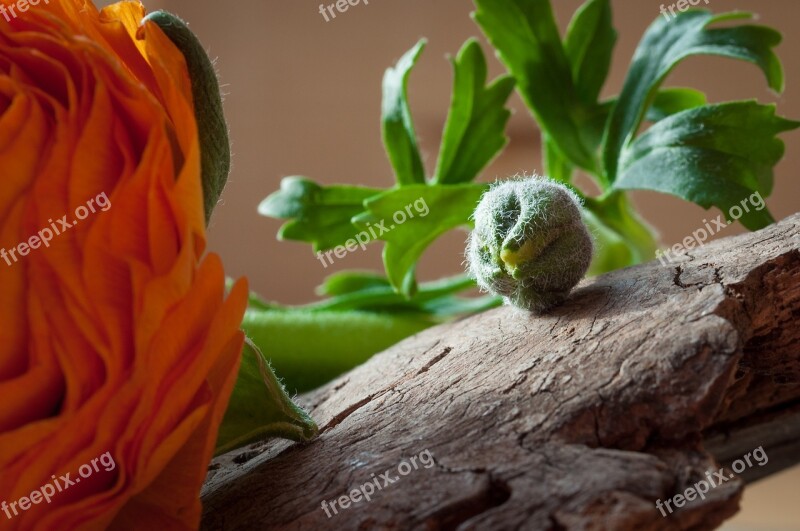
[117,0,798,527]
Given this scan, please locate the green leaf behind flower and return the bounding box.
[433,39,515,185]
[352,184,487,296]
[603,10,784,184]
[616,101,799,230]
[383,40,427,186]
[473,0,598,172]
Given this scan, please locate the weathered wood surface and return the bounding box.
[202,213,800,531]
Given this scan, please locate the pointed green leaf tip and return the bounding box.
[142,11,231,224]
[215,338,318,455]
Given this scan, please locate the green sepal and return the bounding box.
[143,11,231,224]
[215,338,318,455]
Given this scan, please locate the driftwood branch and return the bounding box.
[202,213,800,531]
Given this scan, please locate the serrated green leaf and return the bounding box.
[258,177,379,252]
[473,0,597,172]
[646,87,707,122]
[603,10,784,184]
[616,101,799,230]
[216,338,318,455]
[584,89,704,154]
[383,40,427,186]
[433,39,515,185]
[352,184,488,295]
[564,0,617,105]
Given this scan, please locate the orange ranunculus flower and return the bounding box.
[0,1,247,529]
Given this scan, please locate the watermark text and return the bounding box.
[2,451,116,520]
[321,449,434,518]
[318,0,368,22]
[316,197,429,268]
[660,0,710,21]
[1,191,111,267]
[655,446,767,517]
[656,191,764,266]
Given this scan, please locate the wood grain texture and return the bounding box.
[202,214,800,531]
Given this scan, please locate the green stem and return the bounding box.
[242,309,433,393]
[585,191,658,266]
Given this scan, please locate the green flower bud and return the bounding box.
[467,177,593,313]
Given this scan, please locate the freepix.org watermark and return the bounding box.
[320,449,435,518]
[660,0,710,21]
[2,451,116,521]
[655,191,765,266]
[318,0,368,22]
[655,446,768,517]
[1,191,111,267]
[0,0,49,24]
[316,197,429,268]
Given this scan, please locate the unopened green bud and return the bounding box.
[467,177,593,313]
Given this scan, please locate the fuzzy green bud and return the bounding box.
[467,177,593,313]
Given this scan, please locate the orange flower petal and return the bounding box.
[0,1,247,528]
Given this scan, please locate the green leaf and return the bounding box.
[616,101,799,230]
[308,273,485,314]
[258,177,380,252]
[383,40,427,186]
[216,338,318,455]
[316,271,391,297]
[418,292,501,316]
[433,39,515,185]
[603,10,785,184]
[247,270,494,318]
[352,184,487,295]
[584,89,704,154]
[143,11,231,224]
[564,0,617,105]
[473,0,597,172]
[646,87,707,122]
